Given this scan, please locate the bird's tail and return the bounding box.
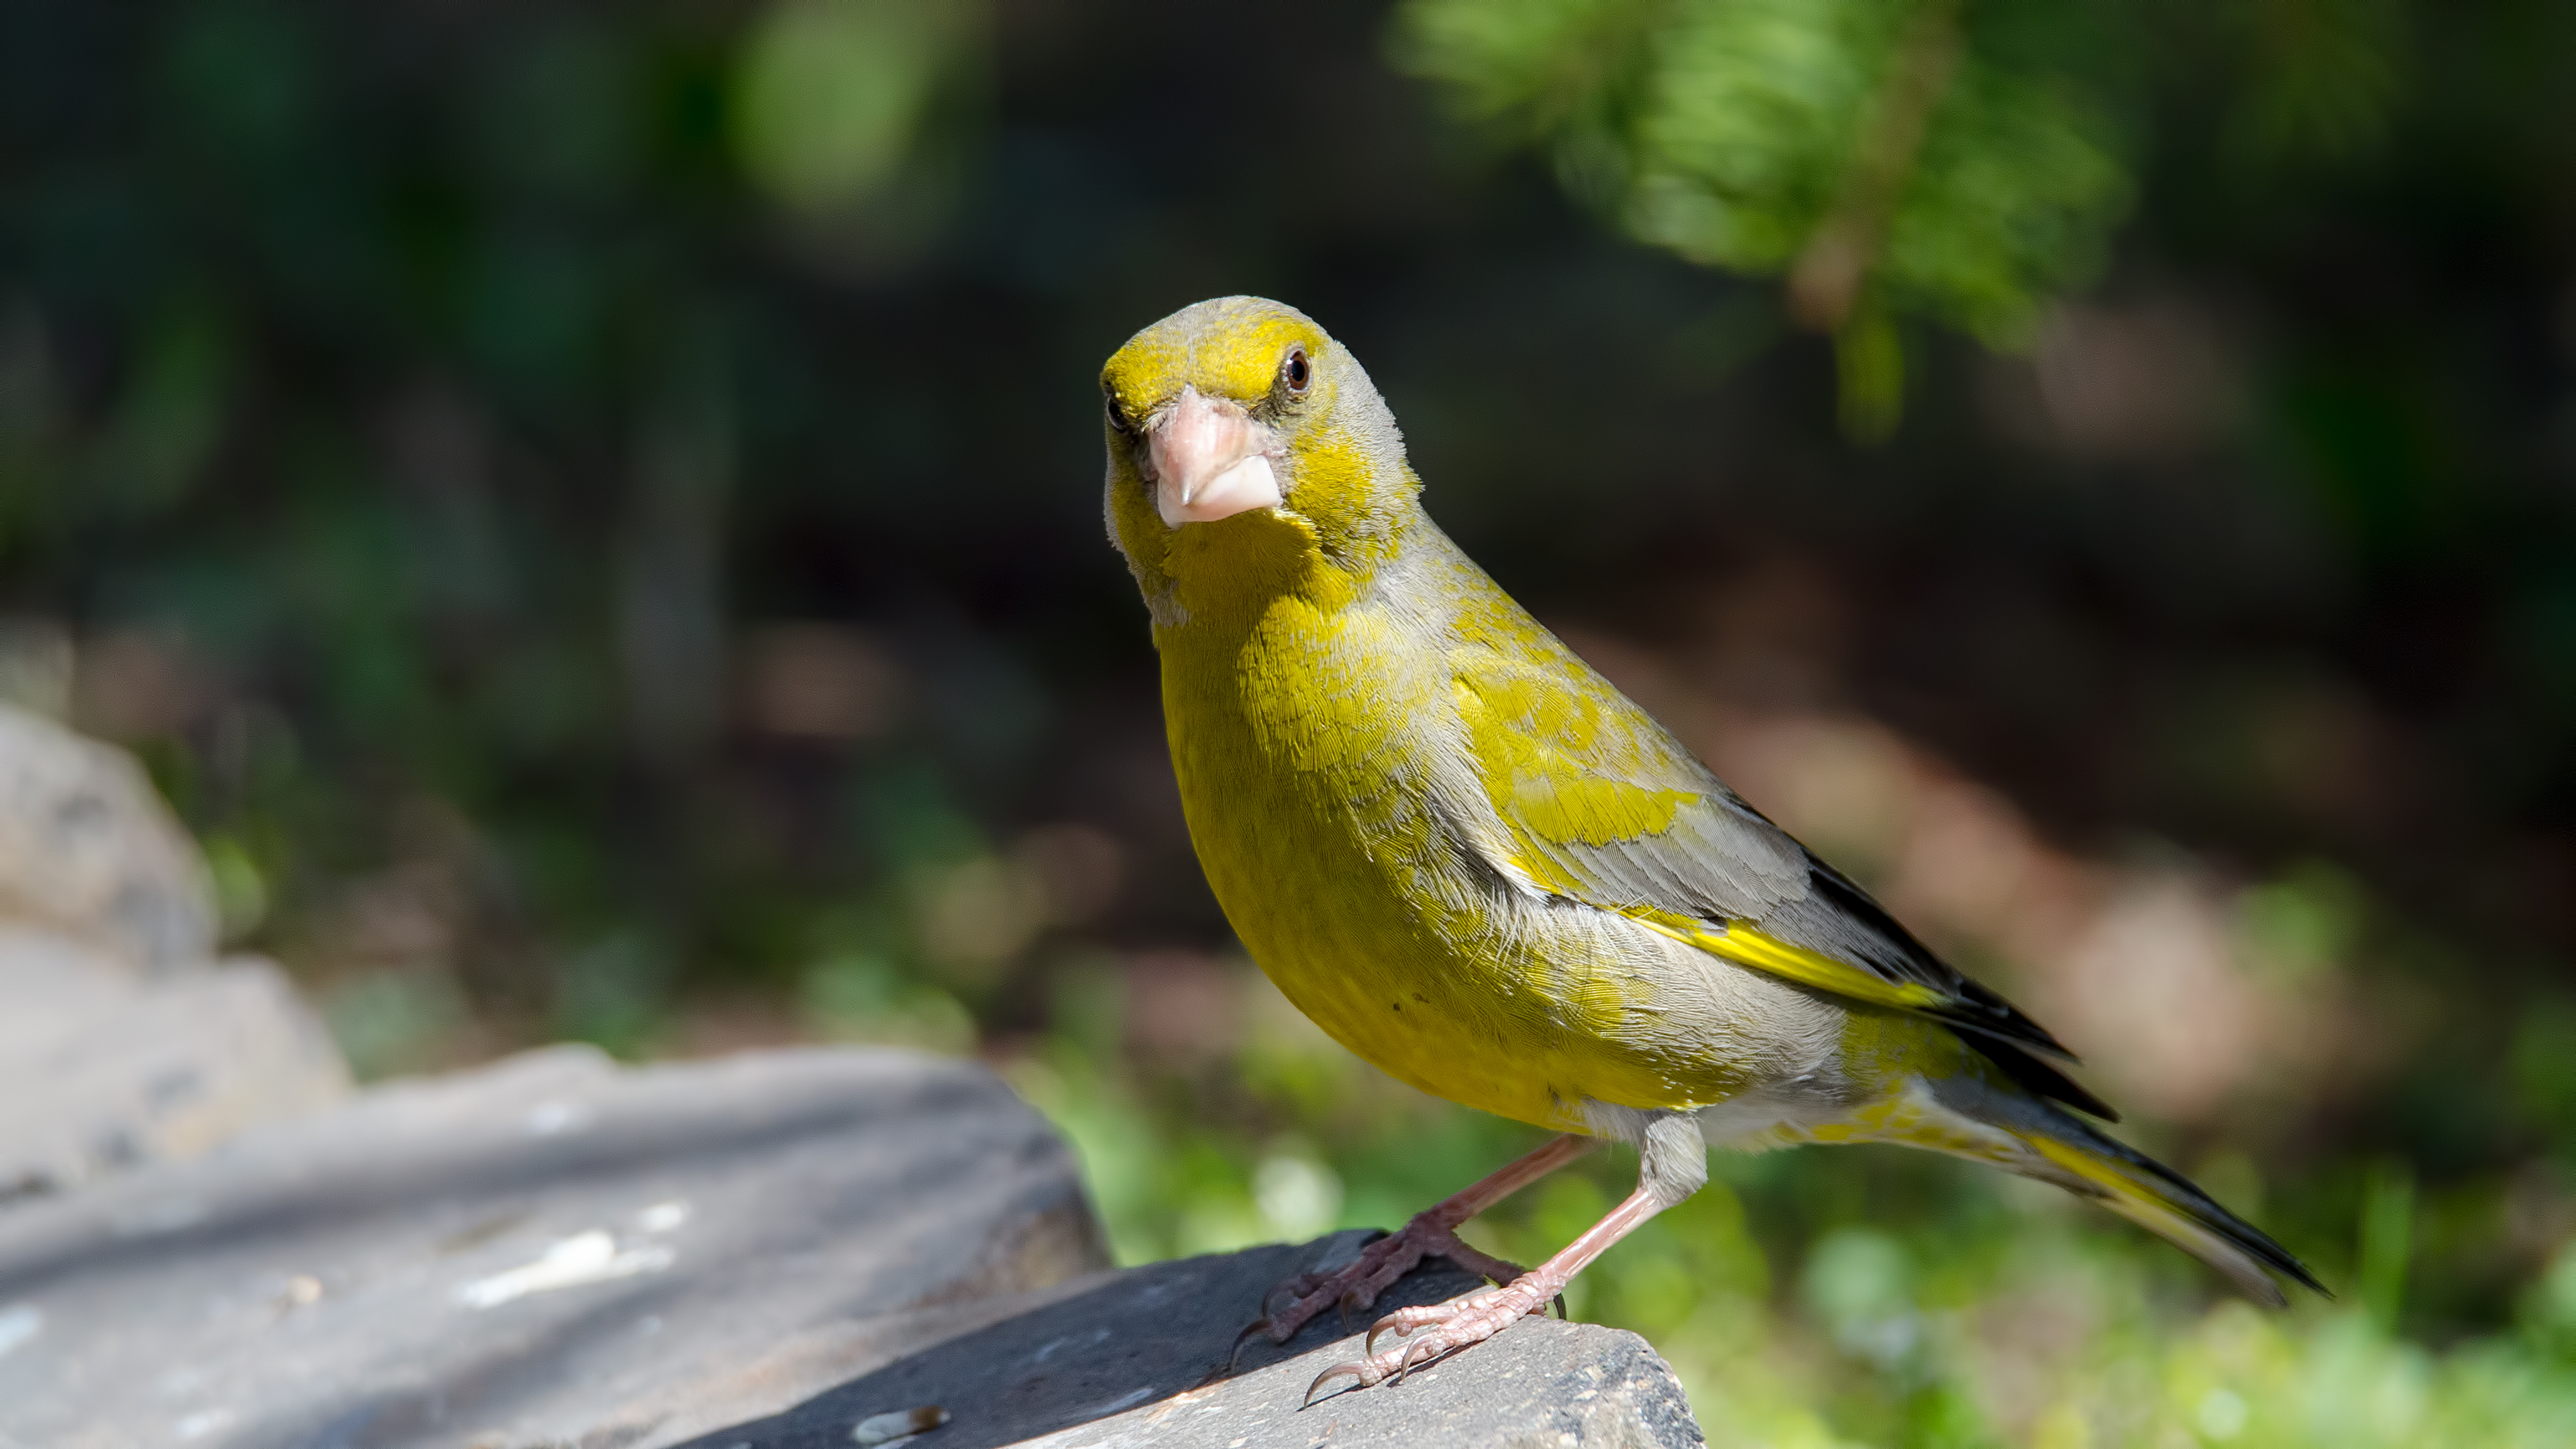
[1997,1106,2324,1306]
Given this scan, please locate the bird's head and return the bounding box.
[1100,297,1414,621]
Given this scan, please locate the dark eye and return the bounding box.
[1102,382,1134,435]
[1281,347,1311,395]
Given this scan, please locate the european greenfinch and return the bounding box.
[1099,296,2318,1395]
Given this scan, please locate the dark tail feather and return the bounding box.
[2008,1112,2324,1305]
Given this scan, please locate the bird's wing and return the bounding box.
[1449,635,2110,1112]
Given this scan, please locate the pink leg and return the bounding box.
[1235,1134,1594,1362]
[1304,1114,1706,1401]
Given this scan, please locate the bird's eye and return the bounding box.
[1103,382,1134,435]
[1281,347,1311,396]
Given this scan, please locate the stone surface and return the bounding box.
[0,702,217,975]
[0,706,1702,1448]
[684,1231,1707,1449]
[0,1044,1110,1449]
[0,704,337,1199]
[0,938,352,1201]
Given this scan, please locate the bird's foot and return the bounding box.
[1229,1216,1524,1368]
[1303,1273,1560,1403]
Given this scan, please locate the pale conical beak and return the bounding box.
[1144,385,1283,527]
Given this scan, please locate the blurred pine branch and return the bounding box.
[1392,0,2412,441]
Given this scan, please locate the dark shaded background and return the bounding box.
[5,1,2576,1440]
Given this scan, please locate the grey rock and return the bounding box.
[0,702,217,975]
[0,1045,1111,1449]
[0,937,352,1201]
[0,706,339,1201]
[682,1230,1707,1449]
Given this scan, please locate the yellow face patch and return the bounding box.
[1101,301,1324,421]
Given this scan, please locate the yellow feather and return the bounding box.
[1097,295,2316,1304]
[1627,910,1951,1015]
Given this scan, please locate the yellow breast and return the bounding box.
[1152,513,1756,1130]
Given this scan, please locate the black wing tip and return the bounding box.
[1800,858,2088,1065]
[1949,978,2083,1061]
[1969,1032,2123,1121]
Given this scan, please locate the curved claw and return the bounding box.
[1303,1361,1363,1408]
[1364,1312,1415,1358]
[1225,1316,1273,1374]
[1336,1287,1368,1331]
[1389,1334,1441,1386]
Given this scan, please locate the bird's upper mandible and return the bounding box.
[1138,384,1285,527]
[1099,296,1329,529]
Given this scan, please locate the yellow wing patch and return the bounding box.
[1450,636,2024,1043]
[1499,764,1698,849]
[1626,908,1950,1016]
[1454,659,1699,849]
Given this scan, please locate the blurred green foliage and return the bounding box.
[1022,959,2576,1447]
[3,0,2575,1442]
[1392,0,2426,435]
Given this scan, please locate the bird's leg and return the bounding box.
[1234,1134,1594,1363]
[1305,1114,1706,1402]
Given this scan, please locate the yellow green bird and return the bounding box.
[1099,296,2319,1395]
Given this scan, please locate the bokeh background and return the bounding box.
[6,0,2576,1442]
